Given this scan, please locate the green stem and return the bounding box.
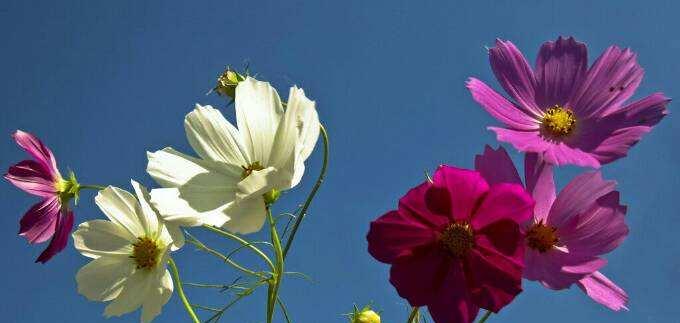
[79,184,106,190]
[167,257,200,323]
[282,124,329,258]
[265,206,284,323]
[477,310,492,323]
[406,306,419,323]
[202,224,275,271]
[185,238,265,278]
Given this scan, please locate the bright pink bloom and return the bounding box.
[475,145,629,311]
[468,36,669,168]
[4,130,75,263]
[367,165,533,323]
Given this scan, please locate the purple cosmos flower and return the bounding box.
[468,36,669,168]
[475,146,629,311]
[4,130,76,263]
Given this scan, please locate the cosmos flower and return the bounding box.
[475,145,629,311]
[147,76,319,239]
[366,165,533,323]
[4,130,78,263]
[467,36,669,168]
[72,180,175,323]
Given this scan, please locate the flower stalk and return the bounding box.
[168,257,200,323]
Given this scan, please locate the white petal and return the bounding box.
[131,180,160,239]
[95,186,145,238]
[165,224,185,251]
[76,256,135,302]
[104,269,155,318]
[236,167,278,199]
[72,220,135,258]
[150,188,231,227]
[235,77,284,165]
[184,104,250,165]
[146,147,242,188]
[141,269,173,323]
[222,195,267,234]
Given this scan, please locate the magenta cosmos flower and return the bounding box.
[4,130,77,263]
[367,165,533,323]
[468,36,669,168]
[475,146,629,311]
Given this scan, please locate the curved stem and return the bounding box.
[265,207,284,323]
[406,306,419,323]
[168,257,200,323]
[185,238,265,278]
[477,310,492,323]
[282,124,329,258]
[202,224,275,271]
[79,184,106,190]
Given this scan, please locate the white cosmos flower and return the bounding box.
[72,180,175,323]
[146,76,320,236]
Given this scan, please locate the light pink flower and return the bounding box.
[475,145,629,311]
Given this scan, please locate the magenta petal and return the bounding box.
[367,210,438,263]
[36,209,74,263]
[568,46,643,119]
[489,39,540,115]
[12,130,60,179]
[432,166,490,222]
[589,126,653,165]
[523,248,595,290]
[471,183,533,230]
[604,92,670,126]
[524,153,555,221]
[389,247,449,306]
[476,220,524,267]
[427,262,480,323]
[548,171,615,229]
[474,145,522,186]
[19,197,61,244]
[535,36,588,108]
[398,182,451,228]
[577,271,629,311]
[467,78,539,130]
[5,160,57,197]
[541,142,601,168]
[465,246,523,312]
[488,127,550,153]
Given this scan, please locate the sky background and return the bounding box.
[1,1,678,322]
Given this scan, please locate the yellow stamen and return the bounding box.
[526,221,559,253]
[241,161,265,179]
[542,105,576,137]
[131,237,160,269]
[440,222,474,257]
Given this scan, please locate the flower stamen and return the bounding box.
[131,237,160,270]
[526,221,559,253]
[241,161,264,179]
[440,222,474,257]
[542,105,576,137]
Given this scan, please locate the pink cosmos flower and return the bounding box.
[366,165,533,323]
[468,36,669,168]
[475,145,629,311]
[4,130,76,263]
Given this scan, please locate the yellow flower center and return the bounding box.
[131,237,160,270]
[526,221,559,253]
[542,105,576,137]
[241,161,264,179]
[440,222,474,257]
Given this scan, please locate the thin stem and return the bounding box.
[79,184,106,190]
[265,207,285,323]
[168,257,200,323]
[407,307,419,323]
[276,297,292,323]
[186,237,265,278]
[282,124,329,258]
[477,310,492,323]
[202,224,275,271]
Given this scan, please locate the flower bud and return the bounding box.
[351,307,381,323]
[263,188,281,206]
[214,67,245,99]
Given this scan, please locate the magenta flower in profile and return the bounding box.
[4,130,77,263]
[475,145,629,311]
[367,165,533,323]
[468,36,669,168]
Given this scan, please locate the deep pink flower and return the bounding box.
[468,36,669,168]
[367,165,533,323]
[475,145,629,311]
[4,130,75,263]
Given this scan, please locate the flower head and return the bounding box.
[367,166,533,323]
[468,36,669,168]
[4,130,79,263]
[72,180,175,323]
[147,76,320,238]
[475,145,629,311]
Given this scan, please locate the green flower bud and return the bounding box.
[214,67,245,99]
[263,188,281,206]
[350,306,381,323]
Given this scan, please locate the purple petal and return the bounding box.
[568,46,643,119]
[524,248,602,290]
[367,210,438,264]
[577,271,629,311]
[524,153,555,221]
[36,209,74,263]
[432,166,489,222]
[604,92,670,126]
[12,130,60,179]
[489,39,541,115]
[541,142,601,168]
[5,160,57,197]
[548,172,616,229]
[487,127,550,153]
[474,145,522,186]
[19,197,61,244]
[535,36,588,108]
[588,126,652,165]
[467,78,539,130]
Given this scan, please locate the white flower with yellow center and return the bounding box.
[72,180,175,323]
[146,77,320,238]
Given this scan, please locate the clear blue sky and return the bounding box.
[1,1,678,322]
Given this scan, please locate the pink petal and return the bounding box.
[464,245,523,312]
[577,271,629,311]
[541,142,601,168]
[427,263,480,323]
[432,166,489,222]
[523,248,600,290]
[548,172,616,229]
[389,247,451,306]
[471,183,533,230]
[36,209,74,263]
[535,36,588,108]
[398,181,451,228]
[524,153,555,221]
[466,78,539,130]
[487,126,550,154]
[12,130,60,179]
[19,197,61,244]
[568,46,643,119]
[474,145,522,186]
[5,160,57,197]
[367,210,438,263]
[489,39,541,116]
[589,126,653,165]
[603,92,670,126]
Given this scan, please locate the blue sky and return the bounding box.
[1,1,678,322]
